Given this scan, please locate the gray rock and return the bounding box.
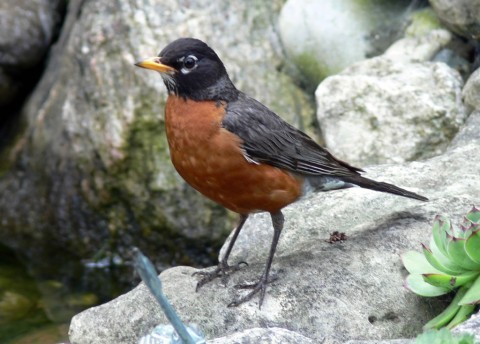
[462,67,480,110]
[0,0,65,106]
[316,48,465,166]
[69,115,480,343]
[278,0,412,88]
[450,111,480,149]
[430,0,480,39]
[453,310,480,341]
[387,11,472,79]
[383,29,452,62]
[345,340,413,344]
[451,68,480,149]
[209,327,316,344]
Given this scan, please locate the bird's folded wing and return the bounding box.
[222,93,363,177]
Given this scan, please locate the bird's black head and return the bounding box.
[135,38,238,101]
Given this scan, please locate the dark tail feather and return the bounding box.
[341,176,428,202]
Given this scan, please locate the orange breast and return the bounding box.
[165,95,303,214]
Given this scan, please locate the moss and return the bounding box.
[406,8,442,38]
[84,95,231,268]
[113,104,172,199]
[368,116,380,130]
[0,292,36,321]
[119,105,175,190]
[294,52,334,91]
[7,324,69,344]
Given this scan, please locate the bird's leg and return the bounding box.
[228,211,284,309]
[194,214,249,291]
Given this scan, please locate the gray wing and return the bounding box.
[222,93,363,177]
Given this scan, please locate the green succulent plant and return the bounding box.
[415,328,477,344]
[402,206,480,329]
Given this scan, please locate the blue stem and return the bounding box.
[132,247,195,344]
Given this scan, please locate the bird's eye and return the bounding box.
[183,55,197,70]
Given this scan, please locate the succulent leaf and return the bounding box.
[416,328,477,344]
[423,286,468,330]
[432,216,450,256]
[422,244,465,276]
[466,206,480,224]
[402,250,442,274]
[445,304,476,329]
[458,275,480,305]
[405,274,450,297]
[422,272,478,290]
[445,235,480,270]
[429,238,467,275]
[403,207,480,329]
[465,229,480,265]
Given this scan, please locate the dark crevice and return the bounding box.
[0,1,68,157]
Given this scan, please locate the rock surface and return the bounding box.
[462,67,480,110]
[345,340,412,344]
[209,327,316,344]
[316,31,465,166]
[453,311,480,341]
[69,107,480,343]
[430,0,480,39]
[383,29,451,62]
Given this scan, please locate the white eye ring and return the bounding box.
[179,55,198,74]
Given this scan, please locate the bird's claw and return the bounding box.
[228,273,278,309]
[233,274,278,289]
[193,261,248,291]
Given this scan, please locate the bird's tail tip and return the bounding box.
[403,192,428,202]
[342,176,428,202]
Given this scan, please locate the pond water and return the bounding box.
[0,244,134,343]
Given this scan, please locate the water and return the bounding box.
[0,244,133,344]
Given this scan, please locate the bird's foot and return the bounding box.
[193,261,248,291]
[228,273,278,309]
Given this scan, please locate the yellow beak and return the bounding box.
[134,56,176,73]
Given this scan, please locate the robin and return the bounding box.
[135,38,427,308]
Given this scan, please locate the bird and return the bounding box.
[134,37,428,309]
